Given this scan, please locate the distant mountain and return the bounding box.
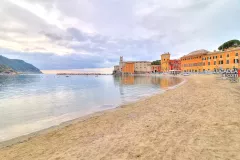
[0,55,42,74]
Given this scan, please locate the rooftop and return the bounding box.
[181,49,209,58]
[181,47,240,58]
[188,49,209,55]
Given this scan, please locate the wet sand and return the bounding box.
[0,75,240,160]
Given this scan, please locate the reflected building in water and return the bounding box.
[114,75,182,88]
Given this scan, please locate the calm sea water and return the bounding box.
[0,74,182,142]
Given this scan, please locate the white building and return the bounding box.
[134,61,152,73]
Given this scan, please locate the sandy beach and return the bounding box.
[0,75,240,160]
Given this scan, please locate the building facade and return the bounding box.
[151,65,161,73]
[181,48,240,72]
[114,65,119,72]
[114,47,240,74]
[122,62,135,74]
[117,56,152,74]
[134,61,152,74]
[161,53,170,72]
[169,60,181,71]
[116,53,181,74]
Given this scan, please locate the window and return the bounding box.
[226,60,229,64]
[236,53,239,56]
[234,59,239,63]
[208,62,210,65]
[227,54,229,57]
[214,61,216,65]
[220,55,222,58]
[219,60,224,64]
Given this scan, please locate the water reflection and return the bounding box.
[114,75,182,88]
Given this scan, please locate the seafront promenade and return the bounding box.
[0,75,240,160]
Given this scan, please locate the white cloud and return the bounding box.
[0,0,240,69]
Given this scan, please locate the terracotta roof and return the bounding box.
[188,49,209,55]
[181,49,209,58]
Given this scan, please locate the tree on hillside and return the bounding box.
[218,39,240,51]
[151,60,161,65]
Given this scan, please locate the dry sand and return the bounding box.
[0,75,240,160]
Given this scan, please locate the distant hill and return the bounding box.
[0,55,42,74]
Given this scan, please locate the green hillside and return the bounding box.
[0,64,16,74]
[0,55,42,74]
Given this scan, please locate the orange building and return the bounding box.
[181,48,240,72]
[122,62,135,74]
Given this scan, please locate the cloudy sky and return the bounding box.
[0,0,239,69]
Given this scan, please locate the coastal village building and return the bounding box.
[134,61,152,74]
[161,53,170,72]
[117,56,152,74]
[161,53,181,72]
[114,53,181,74]
[114,47,239,74]
[181,48,240,72]
[114,65,119,72]
[169,60,181,71]
[151,65,161,73]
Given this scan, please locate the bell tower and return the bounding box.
[120,56,123,63]
[119,56,124,72]
[161,53,170,72]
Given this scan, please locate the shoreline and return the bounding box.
[0,75,185,149]
[2,74,239,159]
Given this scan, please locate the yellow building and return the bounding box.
[161,53,170,72]
[181,48,240,72]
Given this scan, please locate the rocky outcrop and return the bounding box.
[0,64,17,75]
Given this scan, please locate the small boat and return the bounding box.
[66,76,69,77]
